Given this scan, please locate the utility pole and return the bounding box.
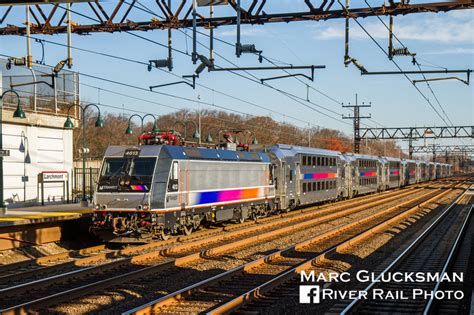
[342,94,371,154]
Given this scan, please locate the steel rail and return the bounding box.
[0,244,108,275]
[0,186,422,296]
[0,185,418,287]
[123,182,462,314]
[0,184,441,313]
[207,184,465,315]
[202,181,469,314]
[422,203,473,315]
[340,185,472,314]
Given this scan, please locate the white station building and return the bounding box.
[1,60,79,207]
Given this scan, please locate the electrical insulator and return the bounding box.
[392,47,412,56]
[148,58,172,71]
[13,57,27,66]
[239,44,258,53]
[195,62,207,75]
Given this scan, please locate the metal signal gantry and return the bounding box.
[359,126,473,140]
[360,126,474,159]
[0,0,472,35]
[411,145,474,154]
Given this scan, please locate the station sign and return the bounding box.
[39,171,68,183]
[0,149,10,157]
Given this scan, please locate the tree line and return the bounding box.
[75,109,406,160]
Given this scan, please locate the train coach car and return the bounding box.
[441,163,449,178]
[267,144,347,210]
[418,160,430,182]
[428,162,436,181]
[435,162,442,179]
[383,156,403,189]
[92,145,275,241]
[344,153,383,195]
[403,159,418,185]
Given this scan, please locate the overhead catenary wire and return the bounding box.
[127,0,355,126]
[11,36,320,128]
[364,0,455,128]
[3,53,350,142]
[339,0,450,128]
[50,3,350,128]
[3,62,352,143]
[363,0,466,146]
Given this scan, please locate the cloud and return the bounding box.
[311,10,474,44]
[216,28,268,37]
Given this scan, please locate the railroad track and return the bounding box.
[122,179,468,314]
[0,182,417,284]
[338,188,473,314]
[0,183,426,288]
[0,180,451,314]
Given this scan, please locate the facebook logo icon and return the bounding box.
[299,285,320,304]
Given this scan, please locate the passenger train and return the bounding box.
[91,143,452,242]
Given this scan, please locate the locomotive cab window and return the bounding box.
[168,161,179,192]
[269,164,275,186]
[130,158,156,177]
[101,158,127,177]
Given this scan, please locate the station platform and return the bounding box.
[0,204,93,250]
[0,203,92,227]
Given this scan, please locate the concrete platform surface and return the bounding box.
[0,203,92,227]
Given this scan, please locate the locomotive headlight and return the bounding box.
[125,180,131,185]
[143,204,149,210]
[120,180,125,186]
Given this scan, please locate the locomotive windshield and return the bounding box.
[102,158,127,177]
[98,157,156,192]
[130,158,156,177]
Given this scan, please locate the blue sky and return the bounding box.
[1,1,473,152]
